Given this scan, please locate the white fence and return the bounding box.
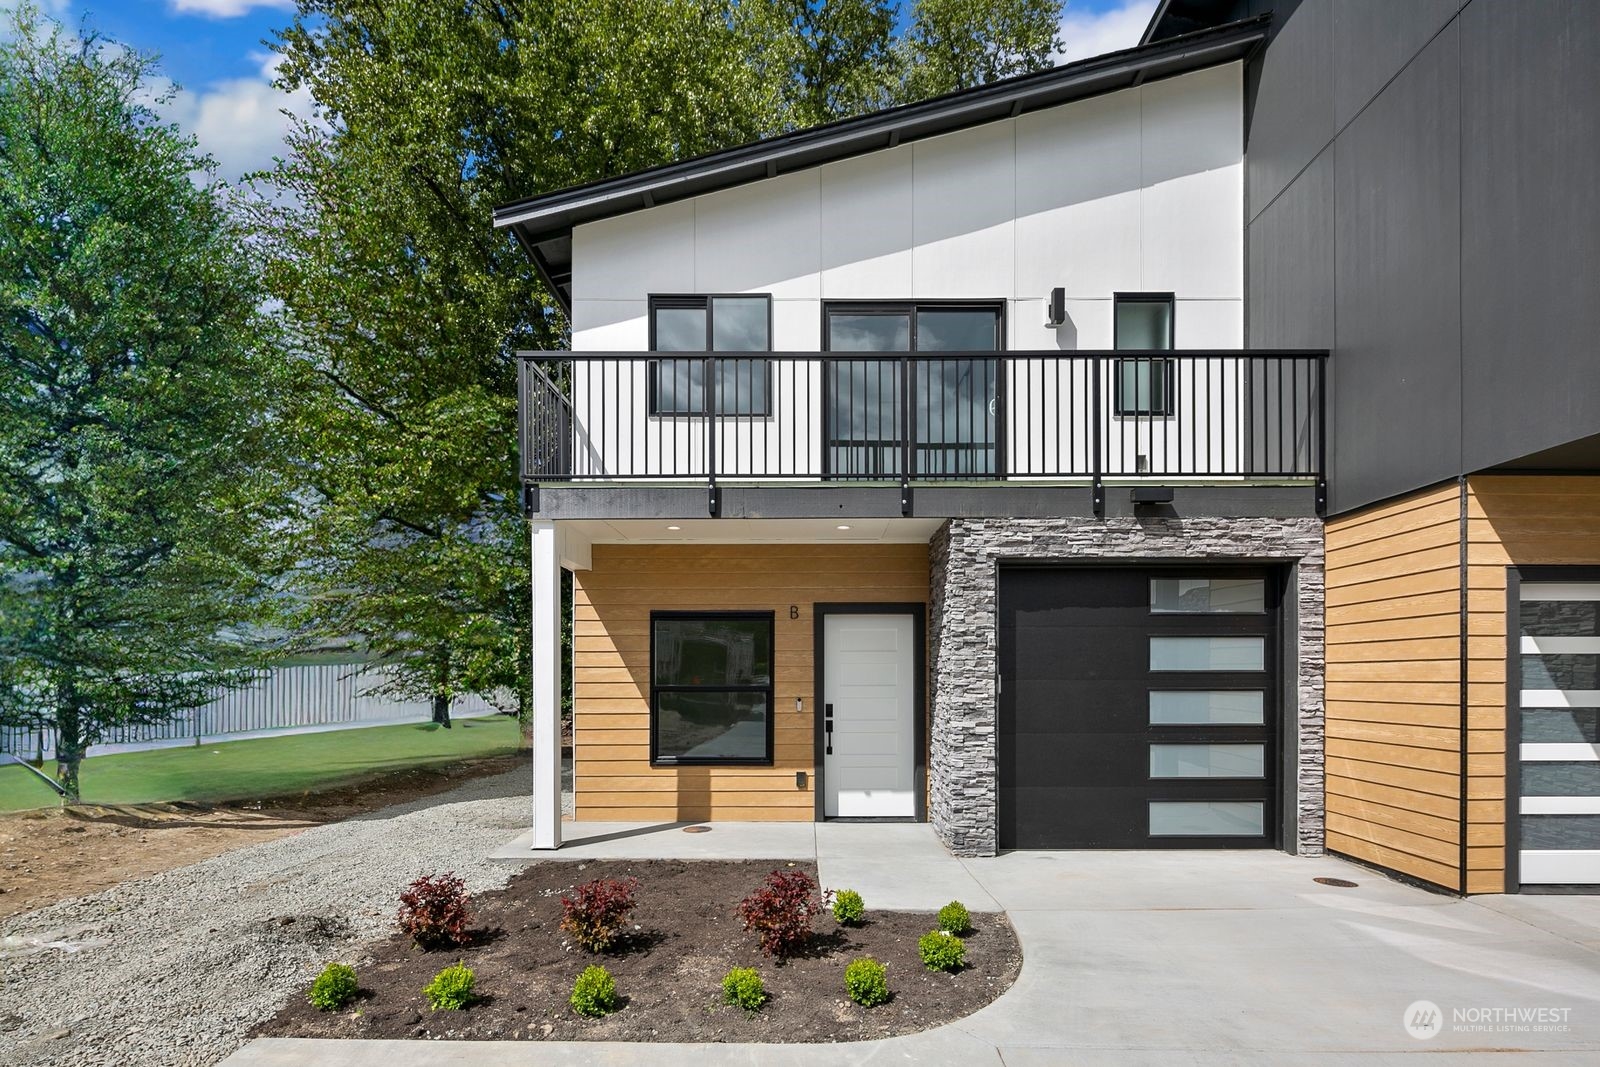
[0,662,509,759]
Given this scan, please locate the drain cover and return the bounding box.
[682,825,712,834]
[1314,877,1358,888]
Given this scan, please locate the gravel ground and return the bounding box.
[0,768,536,1067]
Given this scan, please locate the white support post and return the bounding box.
[530,519,563,849]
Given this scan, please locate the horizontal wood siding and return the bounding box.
[1466,475,1600,894]
[1325,483,1464,890]
[573,543,929,822]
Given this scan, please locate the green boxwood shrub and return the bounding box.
[937,900,971,936]
[423,962,476,1010]
[919,929,967,972]
[844,956,890,1007]
[570,964,620,1017]
[307,962,358,1011]
[721,966,768,1013]
[831,888,865,926]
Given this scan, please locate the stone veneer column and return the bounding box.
[928,516,1325,857]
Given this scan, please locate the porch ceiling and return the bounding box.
[560,516,943,545]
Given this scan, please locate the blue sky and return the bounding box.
[36,0,1158,183]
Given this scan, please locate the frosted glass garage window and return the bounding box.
[1149,636,1264,671]
[1149,800,1265,836]
[1150,578,1265,614]
[1149,690,1264,725]
[1149,744,1265,779]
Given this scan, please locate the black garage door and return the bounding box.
[998,567,1281,849]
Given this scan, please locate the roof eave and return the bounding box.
[500,15,1270,314]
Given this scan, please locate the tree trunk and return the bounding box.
[431,691,452,728]
[517,687,532,753]
[55,698,84,805]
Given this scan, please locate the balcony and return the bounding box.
[518,350,1327,518]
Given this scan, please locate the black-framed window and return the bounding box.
[822,301,1003,478]
[650,611,774,765]
[648,295,772,416]
[1114,292,1175,417]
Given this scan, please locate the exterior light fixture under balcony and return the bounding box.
[836,525,852,531]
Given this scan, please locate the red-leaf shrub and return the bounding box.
[397,872,472,949]
[736,869,833,960]
[560,876,640,952]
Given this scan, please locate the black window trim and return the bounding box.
[1113,291,1176,418]
[649,609,776,767]
[647,294,774,418]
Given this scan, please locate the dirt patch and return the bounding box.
[257,859,1020,1043]
[0,753,526,921]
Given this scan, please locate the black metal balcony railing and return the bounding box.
[518,350,1326,508]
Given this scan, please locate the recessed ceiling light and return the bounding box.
[836,525,852,531]
[666,525,681,531]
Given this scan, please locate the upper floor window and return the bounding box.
[822,302,1003,478]
[649,294,771,416]
[824,303,1002,353]
[1114,293,1175,417]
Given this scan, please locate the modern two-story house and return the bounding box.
[498,1,1599,897]
[497,16,1330,863]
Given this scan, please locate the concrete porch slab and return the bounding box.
[490,820,816,862]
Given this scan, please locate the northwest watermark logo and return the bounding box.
[1403,1000,1572,1040]
[1403,1001,1442,1040]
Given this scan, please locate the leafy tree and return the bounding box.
[255,1,776,725]
[899,0,1063,99]
[0,6,277,801]
[737,0,899,128]
[256,0,1065,731]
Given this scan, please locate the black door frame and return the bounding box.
[996,561,1296,851]
[812,602,928,822]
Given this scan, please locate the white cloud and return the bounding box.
[155,51,315,182]
[168,0,292,17]
[1058,0,1161,65]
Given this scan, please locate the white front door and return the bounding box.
[823,613,916,818]
[1518,581,1600,886]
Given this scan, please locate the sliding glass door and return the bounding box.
[823,304,1001,479]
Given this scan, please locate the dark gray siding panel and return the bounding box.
[1330,24,1461,515]
[1245,0,1600,513]
[1330,0,1461,131]
[1248,150,1334,351]
[1459,0,1600,472]
[1246,0,1332,218]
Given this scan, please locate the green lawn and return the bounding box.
[0,714,523,812]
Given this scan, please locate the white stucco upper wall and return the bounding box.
[570,62,1243,353]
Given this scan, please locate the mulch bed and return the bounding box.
[257,859,1020,1043]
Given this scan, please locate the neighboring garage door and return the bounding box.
[998,567,1281,849]
[1515,580,1600,887]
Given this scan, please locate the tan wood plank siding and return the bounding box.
[1465,476,1600,894]
[572,543,929,822]
[1324,484,1464,890]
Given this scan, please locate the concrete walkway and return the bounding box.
[225,828,1600,1066]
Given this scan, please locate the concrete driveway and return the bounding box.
[225,830,1600,1065]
